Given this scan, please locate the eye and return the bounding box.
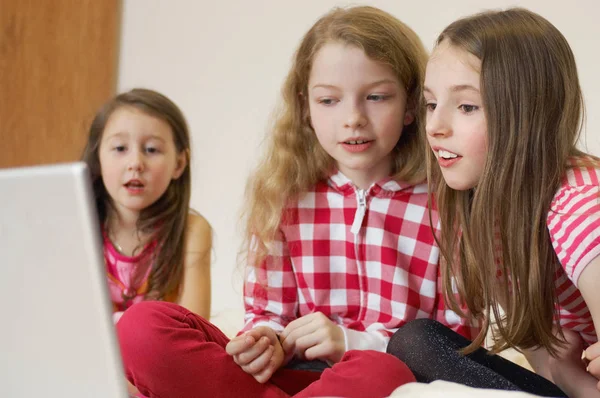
[318,98,337,105]
[367,94,387,102]
[145,147,159,154]
[459,104,479,114]
[113,145,126,152]
[425,102,437,112]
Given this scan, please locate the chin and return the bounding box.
[442,175,477,191]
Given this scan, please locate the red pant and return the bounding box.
[116,302,415,398]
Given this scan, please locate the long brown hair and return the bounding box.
[428,8,593,355]
[243,6,428,268]
[82,88,192,300]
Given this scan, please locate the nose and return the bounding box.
[344,101,368,130]
[426,107,452,138]
[127,149,144,172]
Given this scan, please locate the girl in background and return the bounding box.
[83,88,211,321]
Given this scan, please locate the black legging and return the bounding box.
[386,319,566,397]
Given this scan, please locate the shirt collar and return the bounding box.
[327,170,421,196]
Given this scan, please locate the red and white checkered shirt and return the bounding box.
[548,160,600,346]
[242,171,479,352]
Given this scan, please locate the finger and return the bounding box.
[281,313,319,338]
[236,336,271,366]
[253,354,280,384]
[587,357,600,379]
[584,342,600,361]
[303,339,340,361]
[292,329,323,354]
[225,334,255,356]
[281,321,321,354]
[241,345,274,376]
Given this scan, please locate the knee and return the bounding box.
[117,301,177,338]
[116,301,190,366]
[387,319,443,360]
[345,351,416,388]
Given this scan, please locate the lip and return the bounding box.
[430,146,460,156]
[340,138,373,153]
[123,179,145,194]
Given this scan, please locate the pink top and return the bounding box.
[547,160,600,345]
[103,230,156,312]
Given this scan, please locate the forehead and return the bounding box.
[103,106,173,139]
[426,41,481,87]
[309,42,399,86]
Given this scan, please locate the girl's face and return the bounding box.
[424,41,488,191]
[98,106,186,220]
[307,41,414,189]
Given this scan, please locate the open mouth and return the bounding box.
[344,139,371,145]
[438,149,460,159]
[124,180,144,189]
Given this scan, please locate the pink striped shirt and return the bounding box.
[547,160,600,345]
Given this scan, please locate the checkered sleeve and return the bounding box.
[240,230,299,334]
[433,267,481,341]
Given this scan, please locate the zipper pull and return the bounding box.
[351,189,367,234]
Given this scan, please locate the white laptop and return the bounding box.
[0,162,128,397]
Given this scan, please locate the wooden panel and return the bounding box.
[0,0,120,168]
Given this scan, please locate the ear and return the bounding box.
[172,149,188,180]
[403,109,415,126]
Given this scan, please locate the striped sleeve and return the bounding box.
[240,230,299,334]
[547,167,600,287]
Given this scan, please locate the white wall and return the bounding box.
[118,0,600,320]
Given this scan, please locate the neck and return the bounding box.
[105,208,146,256]
[339,159,392,190]
[107,206,139,232]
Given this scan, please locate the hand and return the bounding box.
[126,378,140,397]
[280,312,345,363]
[225,326,284,383]
[583,341,600,390]
[547,328,600,397]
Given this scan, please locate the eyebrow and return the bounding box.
[424,84,480,95]
[311,78,398,90]
[105,132,166,142]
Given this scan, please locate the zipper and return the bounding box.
[351,189,367,234]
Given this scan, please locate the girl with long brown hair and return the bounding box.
[82,88,212,321]
[387,8,600,398]
[113,6,476,398]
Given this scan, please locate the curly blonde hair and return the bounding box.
[243,6,428,268]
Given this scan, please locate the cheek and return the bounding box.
[308,108,332,139]
[467,131,488,166]
[376,104,405,128]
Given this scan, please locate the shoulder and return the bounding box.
[549,163,600,216]
[547,161,600,283]
[184,211,212,253]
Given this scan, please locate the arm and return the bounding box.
[577,255,600,391]
[519,256,600,397]
[241,229,298,334]
[176,213,212,318]
[226,230,297,382]
[523,328,600,398]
